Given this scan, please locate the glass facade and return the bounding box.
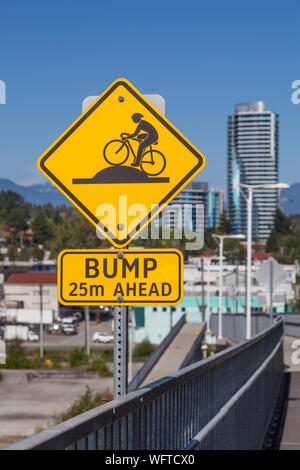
[160,182,223,233]
[228,102,279,241]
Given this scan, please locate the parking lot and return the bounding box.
[23,316,114,350]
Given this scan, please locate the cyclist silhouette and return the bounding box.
[126,113,159,167]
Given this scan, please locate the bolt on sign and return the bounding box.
[38,78,206,247]
[57,249,183,306]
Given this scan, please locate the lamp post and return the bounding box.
[238,182,290,339]
[213,233,245,339]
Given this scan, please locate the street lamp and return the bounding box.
[238,182,290,339]
[213,233,245,339]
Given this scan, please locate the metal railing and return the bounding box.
[7,319,283,450]
[128,314,186,392]
[180,323,207,369]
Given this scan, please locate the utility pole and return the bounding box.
[39,284,44,359]
[206,266,211,329]
[269,259,273,325]
[244,258,247,317]
[84,306,90,356]
[128,307,133,383]
[201,258,205,322]
[236,261,239,313]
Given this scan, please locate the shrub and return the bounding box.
[87,352,112,377]
[68,347,87,367]
[4,340,31,369]
[132,339,155,360]
[52,386,112,424]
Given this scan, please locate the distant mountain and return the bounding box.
[0,179,70,206]
[281,183,300,215]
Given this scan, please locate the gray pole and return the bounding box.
[246,188,253,339]
[201,258,205,322]
[170,307,173,331]
[236,262,239,313]
[128,308,133,383]
[244,259,247,316]
[39,284,44,359]
[113,304,128,398]
[269,260,273,325]
[84,306,90,356]
[218,238,224,339]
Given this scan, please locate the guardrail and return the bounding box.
[7,318,283,450]
[128,314,186,392]
[180,323,207,369]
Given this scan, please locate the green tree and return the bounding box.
[32,244,44,261]
[223,238,246,264]
[218,211,231,234]
[32,209,53,245]
[266,209,297,262]
[0,191,29,230]
[18,246,30,261]
[50,212,109,257]
[7,244,18,261]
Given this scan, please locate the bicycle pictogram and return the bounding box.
[103,133,166,177]
[103,113,166,177]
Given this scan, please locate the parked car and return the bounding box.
[28,330,39,342]
[62,324,78,336]
[92,332,114,343]
[47,323,61,335]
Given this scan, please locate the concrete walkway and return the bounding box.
[280,336,300,450]
[141,323,205,387]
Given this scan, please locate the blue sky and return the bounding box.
[1,0,300,195]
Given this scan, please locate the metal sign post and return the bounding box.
[39,284,44,359]
[113,304,128,398]
[84,306,90,356]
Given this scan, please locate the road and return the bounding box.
[141,322,205,386]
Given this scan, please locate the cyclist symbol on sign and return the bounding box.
[103,113,167,177]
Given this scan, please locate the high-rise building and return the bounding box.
[228,101,279,241]
[159,182,223,236]
[207,188,223,229]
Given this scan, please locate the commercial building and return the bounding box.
[4,272,58,316]
[207,188,223,229]
[228,101,279,241]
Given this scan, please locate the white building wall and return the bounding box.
[4,283,58,315]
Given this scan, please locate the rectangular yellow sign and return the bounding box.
[58,249,183,306]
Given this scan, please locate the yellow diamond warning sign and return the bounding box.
[38,79,206,247]
[58,249,183,306]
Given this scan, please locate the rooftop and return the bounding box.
[6,272,57,285]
